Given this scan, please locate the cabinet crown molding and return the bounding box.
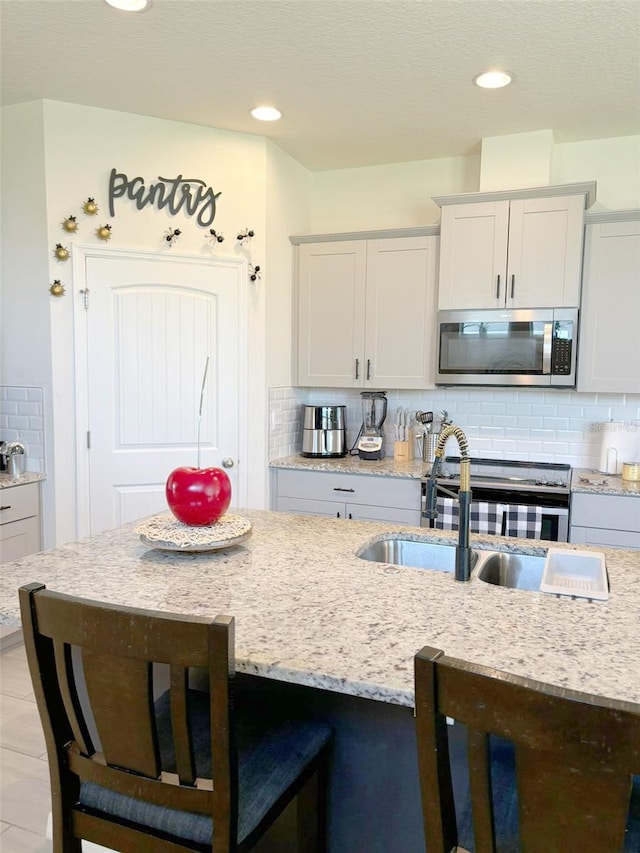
[584,209,640,224]
[432,181,597,210]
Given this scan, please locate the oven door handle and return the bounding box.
[542,322,553,374]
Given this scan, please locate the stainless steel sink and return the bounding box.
[474,552,545,591]
[357,536,477,573]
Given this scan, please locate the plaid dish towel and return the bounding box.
[434,497,505,535]
[506,504,543,539]
[434,497,459,530]
[471,501,506,535]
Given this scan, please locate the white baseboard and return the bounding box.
[0,626,23,652]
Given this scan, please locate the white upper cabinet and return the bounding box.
[295,233,438,389]
[296,240,367,388]
[578,214,640,393]
[436,185,593,310]
[437,200,509,309]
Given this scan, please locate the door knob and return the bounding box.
[221,457,235,468]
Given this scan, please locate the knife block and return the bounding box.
[394,440,413,462]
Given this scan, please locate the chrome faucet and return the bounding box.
[424,424,473,582]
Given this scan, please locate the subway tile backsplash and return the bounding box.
[0,386,46,473]
[269,386,640,470]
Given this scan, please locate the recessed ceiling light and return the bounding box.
[251,106,282,122]
[104,0,151,11]
[474,71,512,89]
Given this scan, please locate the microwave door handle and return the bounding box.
[542,322,553,374]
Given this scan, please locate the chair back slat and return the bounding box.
[515,747,632,853]
[170,664,197,786]
[413,647,459,853]
[415,646,640,853]
[466,729,496,853]
[52,638,94,756]
[437,660,640,770]
[83,649,160,778]
[211,615,237,850]
[30,588,211,665]
[67,751,213,814]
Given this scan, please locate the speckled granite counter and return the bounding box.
[572,468,640,497]
[0,471,46,489]
[2,509,639,710]
[272,455,640,501]
[270,454,424,479]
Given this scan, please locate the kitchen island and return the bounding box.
[2,509,639,850]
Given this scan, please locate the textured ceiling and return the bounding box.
[1,0,639,171]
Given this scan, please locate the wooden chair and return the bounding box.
[414,645,640,853]
[19,582,333,852]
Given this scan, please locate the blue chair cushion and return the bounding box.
[454,736,640,852]
[79,688,332,845]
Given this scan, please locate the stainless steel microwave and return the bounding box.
[436,308,578,387]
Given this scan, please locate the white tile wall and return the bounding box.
[268,386,308,460]
[0,387,46,473]
[269,386,640,470]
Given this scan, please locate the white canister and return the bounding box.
[596,422,640,475]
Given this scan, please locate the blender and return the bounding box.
[356,391,388,460]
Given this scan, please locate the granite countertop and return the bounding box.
[271,455,640,499]
[2,509,639,710]
[270,454,425,479]
[571,468,640,497]
[0,471,46,490]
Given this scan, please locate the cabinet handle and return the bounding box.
[355,358,360,380]
[496,274,501,300]
[0,505,11,511]
[333,487,355,492]
[348,513,353,520]
[367,359,371,380]
[510,274,515,299]
[336,511,341,518]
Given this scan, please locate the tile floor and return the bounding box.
[0,643,51,852]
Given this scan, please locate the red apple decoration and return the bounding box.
[166,466,232,526]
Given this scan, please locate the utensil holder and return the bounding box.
[422,433,439,464]
[394,440,413,462]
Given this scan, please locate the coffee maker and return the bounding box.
[356,391,388,460]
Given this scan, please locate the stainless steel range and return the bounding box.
[420,457,571,541]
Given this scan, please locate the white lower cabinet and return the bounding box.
[0,482,42,562]
[570,492,640,550]
[273,469,421,526]
[0,481,42,650]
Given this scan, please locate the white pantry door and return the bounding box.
[73,248,247,536]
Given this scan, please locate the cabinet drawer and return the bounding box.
[276,469,420,509]
[570,525,640,550]
[0,482,39,525]
[571,492,640,533]
[348,504,421,526]
[0,515,41,563]
[276,496,344,518]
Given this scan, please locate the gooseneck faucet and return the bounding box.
[425,424,473,582]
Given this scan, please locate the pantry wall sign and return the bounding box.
[108,168,221,227]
